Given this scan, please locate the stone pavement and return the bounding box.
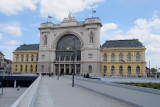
[0,88,26,107]
[34,76,132,107]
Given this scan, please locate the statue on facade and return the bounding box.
[90,31,94,43]
[43,35,47,45]
[62,12,77,22]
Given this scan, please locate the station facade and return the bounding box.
[12,14,146,76]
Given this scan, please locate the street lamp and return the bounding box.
[0,72,4,95]
[72,50,76,87]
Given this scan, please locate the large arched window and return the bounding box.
[16,55,19,62]
[119,53,123,61]
[119,66,123,75]
[31,55,34,62]
[111,66,115,75]
[88,65,92,73]
[111,53,115,61]
[56,34,81,61]
[25,65,28,72]
[136,66,140,74]
[104,66,107,74]
[128,66,131,74]
[20,65,23,72]
[21,55,23,62]
[16,65,18,71]
[26,55,28,62]
[127,53,131,61]
[30,65,33,72]
[104,53,107,61]
[136,52,140,61]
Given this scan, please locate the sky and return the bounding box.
[0,0,160,68]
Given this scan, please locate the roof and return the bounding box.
[101,39,144,48]
[0,51,4,55]
[4,59,12,63]
[15,44,39,51]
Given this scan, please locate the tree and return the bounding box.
[151,68,157,75]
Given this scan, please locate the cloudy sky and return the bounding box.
[0,0,160,68]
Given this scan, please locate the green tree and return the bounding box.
[151,68,157,73]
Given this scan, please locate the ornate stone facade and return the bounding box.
[37,14,102,75]
[12,15,146,76]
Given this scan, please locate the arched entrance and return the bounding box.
[55,34,81,75]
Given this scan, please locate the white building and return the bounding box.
[0,51,12,75]
[37,13,102,75]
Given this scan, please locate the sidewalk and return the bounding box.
[0,88,26,107]
[34,76,132,107]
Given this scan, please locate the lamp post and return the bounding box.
[2,75,3,95]
[0,72,4,95]
[72,50,76,87]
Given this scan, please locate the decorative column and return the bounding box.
[69,64,71,74]
[80,64,83,74]
[64,64,66,74]
[75,64,77,75]
[14,80,17,88]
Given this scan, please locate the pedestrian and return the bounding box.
[17,86,20,91]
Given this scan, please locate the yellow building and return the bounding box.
[12,44,39,73]
[101,39,146,76]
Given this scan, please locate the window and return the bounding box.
[56,34,81,61]
[88,65,92,73]
[119,66,123,75]
[111,66,115,75]
[136,53,140,61]
[119,53,123,61]
[16,65,18,71]
[21,55,23,62]
[20,65,23,72]
[104,66,107,74]
[111,53,115,61]
[25,65,28,72]
[31,55,34,62]
[136,66,140,74]
[128,66,131,74]
[16,55,19,62]
[127,53,131,61]
[26,55,28,62]
[36,55,38,61]
[104,53,107,61]
[30,65,33,72]
[35,65,37,72]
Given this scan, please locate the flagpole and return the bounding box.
[47,14,48,23]
[92,8,93,18]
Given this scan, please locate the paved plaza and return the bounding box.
[0,88,26,107]
[34,76,132,107]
